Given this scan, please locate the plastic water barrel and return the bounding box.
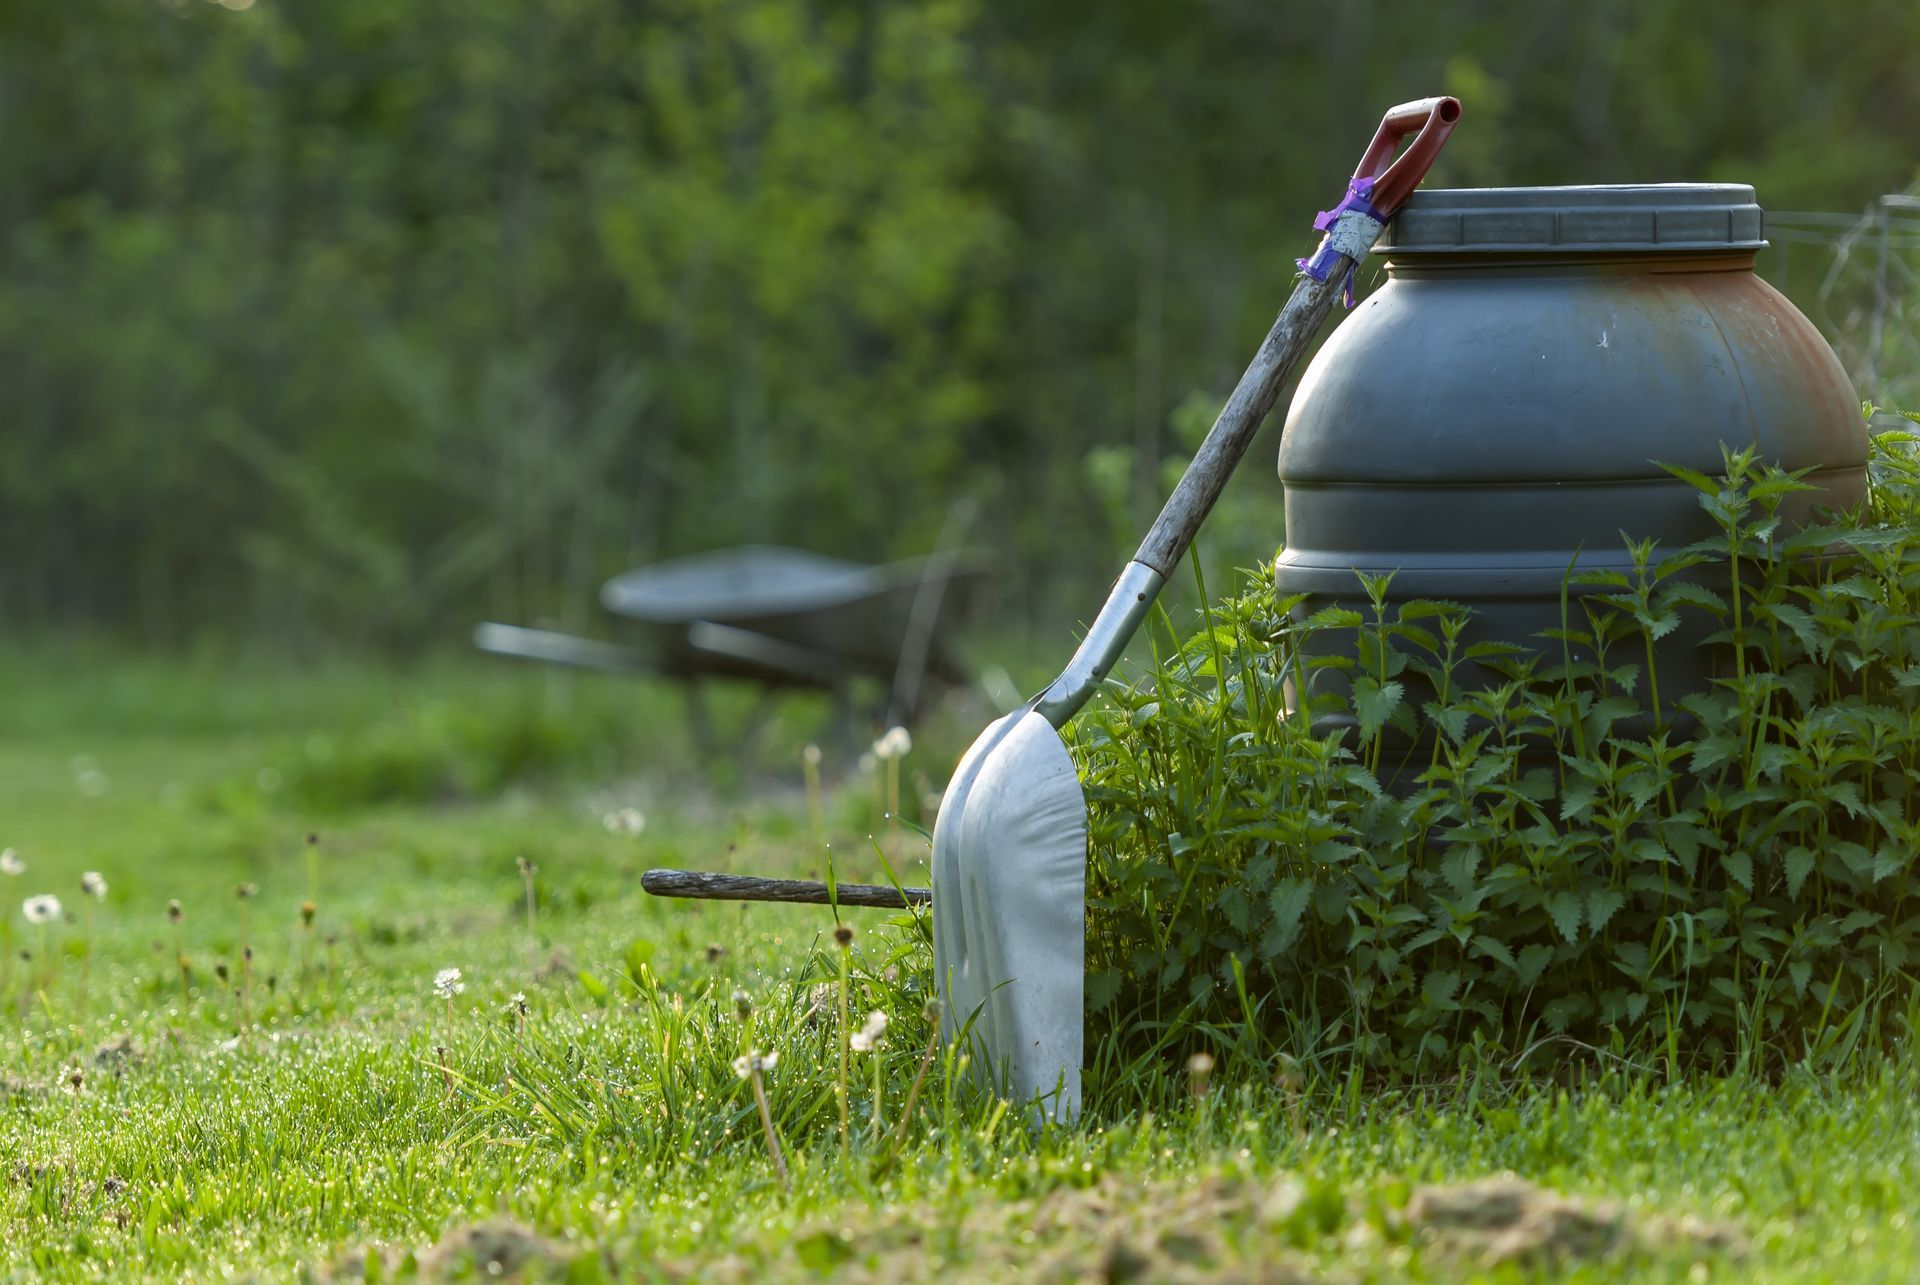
[1275,184,1867,757]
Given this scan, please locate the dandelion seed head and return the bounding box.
[602,807,646,836]
[851,1011,889,1053]
[62,1066,85,1097]
[802,743,822,766]
[873,726,912,760]
[433,967,466,999]
[0,849,23,876]
[516,855,535,877]
[236,882,257,900]
[731,1049,778,1078]
[167,900,183,923]
[833,923,854,949]
[732,989,753,1019]
[80,871,107,899]
[23,894,61,925]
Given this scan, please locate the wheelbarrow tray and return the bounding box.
[600,544,988,684]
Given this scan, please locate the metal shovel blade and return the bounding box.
[931,705,1087,1121]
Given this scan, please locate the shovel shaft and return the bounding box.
[1133,268,1345,579]
[641,868,930,909]
[1037,98,1462,729]
[1035,268,1347,728]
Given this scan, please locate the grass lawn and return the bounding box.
[1,651,1914,1281]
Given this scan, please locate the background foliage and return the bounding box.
[3,0,1918,646]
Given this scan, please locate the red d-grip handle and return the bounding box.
[1353,96,1461,219]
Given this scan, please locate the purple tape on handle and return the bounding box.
[1295,177,1384,308]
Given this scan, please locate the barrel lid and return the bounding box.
[1377,183,1765,254]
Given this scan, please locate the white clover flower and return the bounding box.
[80,871,108,899]
[0,849,23,876]
[602,807,646,836]
[731,1049,779,1079]
[433,967,466,999]
[850,1009,889,1053]
[23,894,61,924]
[872,726,912,761]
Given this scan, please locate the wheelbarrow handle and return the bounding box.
[1033,96,1462,729]
[641,868,930,909]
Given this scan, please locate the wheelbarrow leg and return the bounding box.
[680,678,719,762]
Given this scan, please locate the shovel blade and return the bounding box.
[931,708,1086,1121]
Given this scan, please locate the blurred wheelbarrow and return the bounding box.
[474,544,988,750]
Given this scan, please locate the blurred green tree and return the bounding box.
[0,0,1913,646]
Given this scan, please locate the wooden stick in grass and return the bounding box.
[641,869,930,909]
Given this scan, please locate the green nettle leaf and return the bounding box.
[1515,944,1555,987]
[1260,878,1313,959]
[1087,970,1122,1011]
[1788,960,1814,997]
[1350,677,1404,742]
[1439,845,1481,899]
[1423,969,1461,1008]
[1470,935,1516,969]
[1423,701,1470,745]
[1546,891,1584,943]
[1541,994,1589,1033]
[1307,839,1361,866]
[1784,846,1817,899]
[1585,888,1627,936]
[1636,608,1682,640]
[1723,851,1754,892]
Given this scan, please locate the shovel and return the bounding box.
[932,96,1460,1120]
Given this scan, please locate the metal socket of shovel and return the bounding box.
[935,96,1461,1120]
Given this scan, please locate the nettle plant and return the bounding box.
[1072,415,1920,1084]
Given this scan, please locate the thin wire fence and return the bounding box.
[1769,188,1920,415]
